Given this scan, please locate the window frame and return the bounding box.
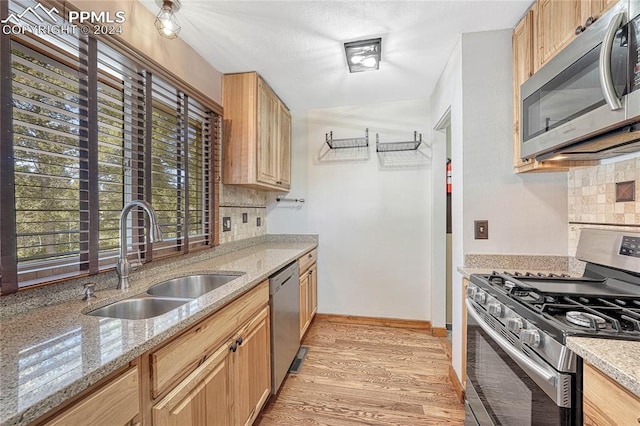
[0,1,222,295]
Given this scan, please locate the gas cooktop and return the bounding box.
[472,271,640,341]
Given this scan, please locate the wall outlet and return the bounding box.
[223,217,231,232]
[242,212,248,223]
[256,217,261,227]
[474,220,488,240]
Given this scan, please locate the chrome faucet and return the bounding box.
[116,200,163,290]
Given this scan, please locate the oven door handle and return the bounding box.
[598,11,625,111]
[466,299,558,389]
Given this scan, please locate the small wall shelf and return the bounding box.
[326,128,369,149]
[376,131,422,152]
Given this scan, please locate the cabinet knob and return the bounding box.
[236,337,244,346]
[575,25,585,35]
[276,180,282,185]
[230,343,238,353]
[585,16,595,27]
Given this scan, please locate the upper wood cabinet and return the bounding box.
[535,0,583,71]
[535,0,619,71]
[223,72,291,192]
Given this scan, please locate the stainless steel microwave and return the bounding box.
[520,0,640,161]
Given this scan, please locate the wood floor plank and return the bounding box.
[255,318,464,425]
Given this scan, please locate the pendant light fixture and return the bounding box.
[155,0,182,39]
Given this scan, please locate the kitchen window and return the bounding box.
[0,1,220,295]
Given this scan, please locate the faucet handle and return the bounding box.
[82,282,97,301]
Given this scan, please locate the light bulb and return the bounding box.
[350,55,364,64]
[361,57,377,68]
[155,3,181,39]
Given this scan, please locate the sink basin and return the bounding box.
[87,296,189,320]
[147,273,242,299]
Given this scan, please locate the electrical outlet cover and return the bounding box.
[223,217,231,232]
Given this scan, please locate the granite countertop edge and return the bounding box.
[0,238,317,426]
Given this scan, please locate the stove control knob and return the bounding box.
[466,284,477,299]
[488,303,503,318]
[474,291,487,304]
[507,318,524,334]
[520,329,542,348]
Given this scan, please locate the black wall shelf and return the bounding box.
[326,128,369,149]
[376,131,422,152]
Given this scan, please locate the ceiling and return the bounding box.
[140,0,533,111]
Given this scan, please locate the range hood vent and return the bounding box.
[535,122,640,162]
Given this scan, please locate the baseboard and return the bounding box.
[315,314,431,330]
[449,365,465,403]
[431,327,448,337]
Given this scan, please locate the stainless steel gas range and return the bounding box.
[465,228,640,426]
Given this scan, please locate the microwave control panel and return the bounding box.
[620,236,640,257]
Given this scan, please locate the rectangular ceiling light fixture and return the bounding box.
[344,38,381,73]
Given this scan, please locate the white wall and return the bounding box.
[430,38,465,380]
[271,100,432,320]
[308,100,431,319]
[430,30,569,383]
[460,31,568,256]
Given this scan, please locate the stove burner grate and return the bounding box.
[566,311,606,328]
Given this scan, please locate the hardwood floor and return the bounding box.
[256,318,465,425]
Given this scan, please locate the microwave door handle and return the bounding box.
[598,12,625,111]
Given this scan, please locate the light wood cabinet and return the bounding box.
[152,343,232,426]
[583,362,640,426]
[299,250,318,341]
[232,306,271,426]
[535,0,583,71]
[223,72,291,192]
[153,294,271,426]
[150,281,269,398]
[43,367,139,426]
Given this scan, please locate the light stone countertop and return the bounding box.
[0,238,317,426]
[567,337,640,398]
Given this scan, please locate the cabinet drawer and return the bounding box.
[44,367,139,426]
[299,249,317,275]
[584,362,640,426]
[150,280,269,398]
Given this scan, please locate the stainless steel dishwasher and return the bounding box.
[269,260,300,394]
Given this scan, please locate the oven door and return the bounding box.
[465,300,577,426]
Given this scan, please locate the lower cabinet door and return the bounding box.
[45,367,139,426]
[309,264,317,318]
[299,272,310,340]
[233,306,271,426]
[152,342,232,426]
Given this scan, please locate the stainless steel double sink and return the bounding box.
[87,273,244,320]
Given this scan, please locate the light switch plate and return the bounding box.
[475,220,488,240]
[223,217,231,232]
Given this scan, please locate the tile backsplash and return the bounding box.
[568,157,640,256]
[218,184,267,244]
